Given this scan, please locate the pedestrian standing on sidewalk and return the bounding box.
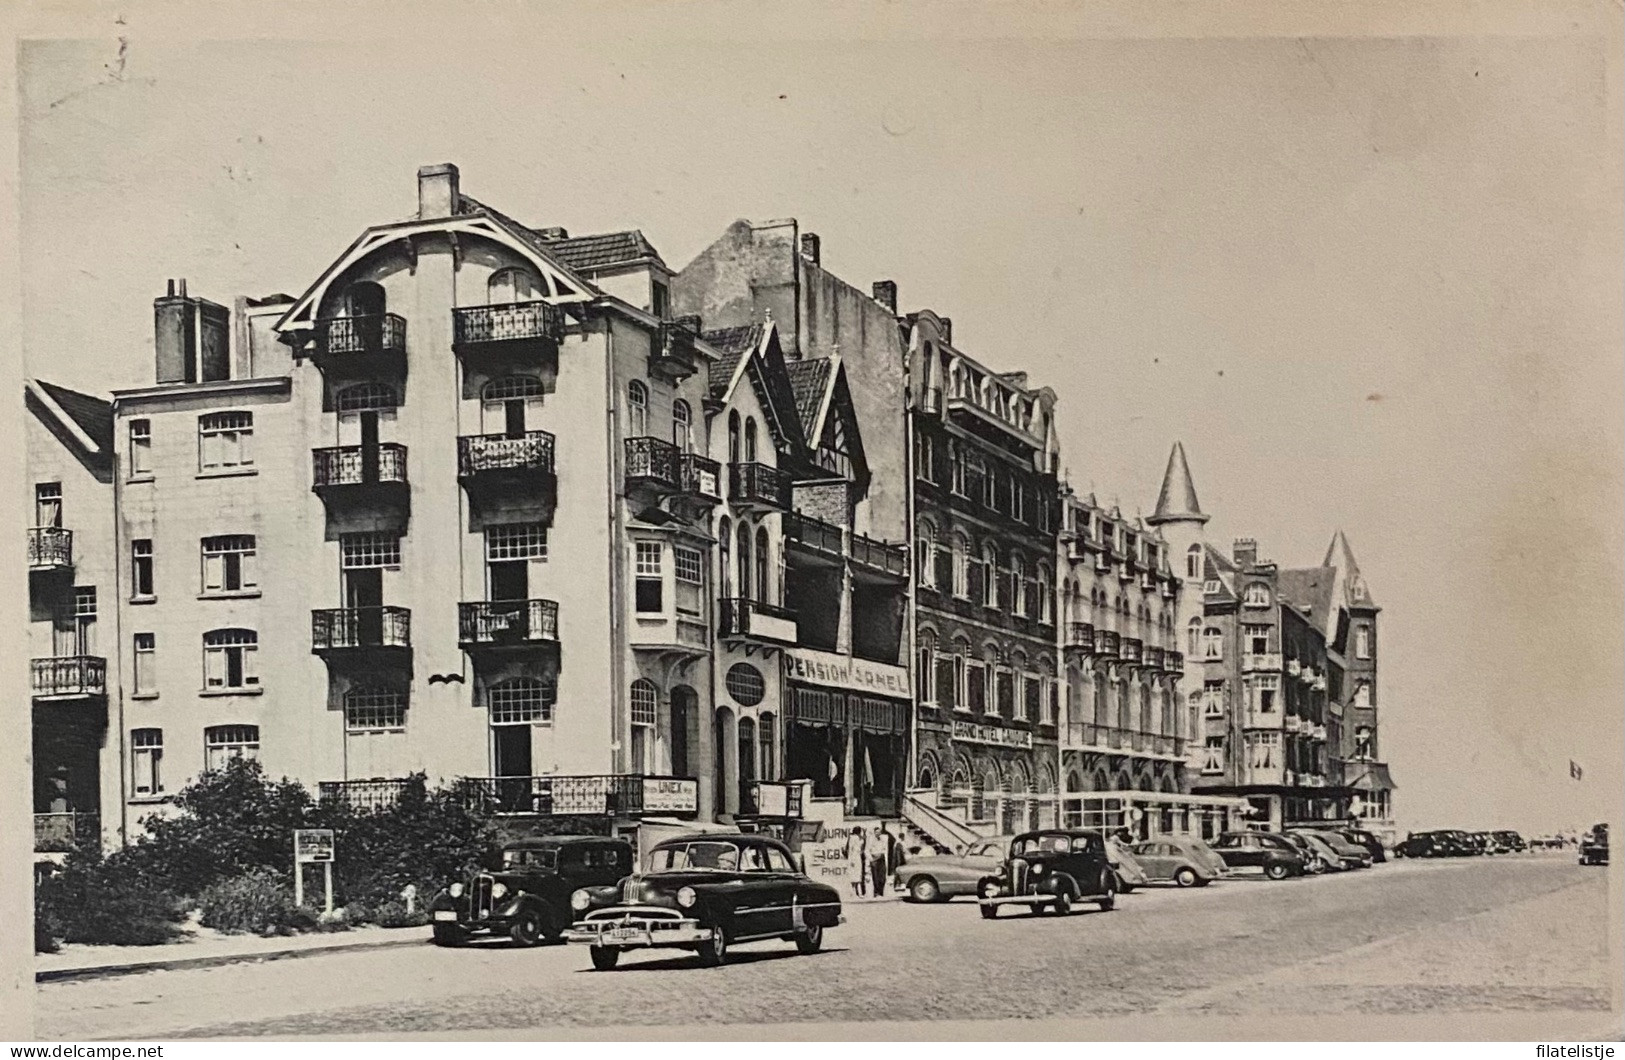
[869,826,887,897]
[848,828,869,898]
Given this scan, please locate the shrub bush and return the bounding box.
[37,850,184,947]
[369,899,430,929]
[198,869,308,936]
[323,775,498,913]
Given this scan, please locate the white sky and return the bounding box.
[18,8,1623,834]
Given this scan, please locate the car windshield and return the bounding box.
[502,847,557,870]
[1013,834,1073,856]
[647,841,740,872]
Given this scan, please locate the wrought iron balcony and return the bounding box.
[1066,622,1096,653]
[1094,628,1121,657]
[311,607,412,654]
[312,444,409,500]
[851,531,908,580]
[458,431,555,479]
[34,811,99,853]
[458,599,560,651]
[678,452,722,503]
[28,526,73,572]
[1119,637,1143,665]
[1242,652,1283,673]
[729,462,792,512]
[1143,646,1165,672]
[625,436,680,490]
[317,779,415,812]
[1164,650,1185,675]
[454,774,699,818]
[311,314,407,375]
[31,656,107,700]
[649,318,700,383]
[452,301,565,361]
[717,596,799,646]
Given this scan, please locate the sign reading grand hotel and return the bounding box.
[951,720,1034,750]
[783,648,910,698]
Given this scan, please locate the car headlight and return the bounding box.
[1032,863,1045,875]
[981,880,1001,898]
[677,886,697,908]
[570,889,592,911]
[448,882,465,898]
[491,882,508,900]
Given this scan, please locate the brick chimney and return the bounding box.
[154,279,231,385]
[872,280,897,314]
[1233,538,1258,567]
[939,317,953,346]
[535,227,568,241]
[800,232,821,266]
[417,163,460,220]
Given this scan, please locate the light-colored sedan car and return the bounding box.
[1129,836,1228,887]
[1104,836,1150,892]
[893,837,1013,902]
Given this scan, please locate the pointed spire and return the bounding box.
[1323,529,1374,607]
[1148,441,1208,526]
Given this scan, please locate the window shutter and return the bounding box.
[204,552,222,592]
[242,548,258,588]
[204,646,224,687]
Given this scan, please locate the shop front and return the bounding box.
[781,648,910,818]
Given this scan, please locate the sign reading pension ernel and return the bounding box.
[951,720,1034,749]
[783,648,910,697]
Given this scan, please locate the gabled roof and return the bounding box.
[33,380,113,452]
[539,230,666,272]
[1201,542,1238,601]
[1149,441,1208,526]
[1277,567,1337,631]
[702,323,766,400]
[784,358,833,435]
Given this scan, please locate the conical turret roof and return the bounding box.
[1323,529,1376,608]
[1148,442,1208,526]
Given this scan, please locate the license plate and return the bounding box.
[433,910,458,921]
[609,927,644,941]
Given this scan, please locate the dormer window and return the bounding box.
[489,267,543,305]
[651,280,670,318]
[1243,582,1271,608]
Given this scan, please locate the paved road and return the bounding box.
[37,856,1618,1039]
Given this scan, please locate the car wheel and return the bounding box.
[908,876,941,904]
[508,910,543,947]
[1118,881,1136,894]
[697,923,730,966]
[795,922,824,954]
[1048,887,1074,916]
[979,902,999,920]
[1174,867,1199,888]
[589,946,621,971]
[1265,862,1290,881]
[431,923,465,947]
[1096,871,1116,911]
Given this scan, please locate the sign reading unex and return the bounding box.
[782,648,910,697]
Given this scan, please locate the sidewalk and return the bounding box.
[36,924,428,984]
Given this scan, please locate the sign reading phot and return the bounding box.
[951,720,1034,749]
[803,839,854,885]
[783,648,909,698]
[294,829,335,864]
[642,777,698,814]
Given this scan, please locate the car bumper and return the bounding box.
[566,911,713,948]
[431,909,513,932]
[978,894,1059,908]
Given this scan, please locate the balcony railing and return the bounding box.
[852,532,908,578]
[311,607,412,652]
[312,444,408,490]
[1119,637,1143,665]
[717,597,799,645]
[728,462,793,511]
[452,300,565,349]
[454,774,699,817]
[31,656,107,699]
[1164,650,1185,675]
[28,527,73,571]
[1242,652,1283,673]
[649,319,700,382]
[625,436,680,489]
[317,779,415,812]
[1143,646,1165,672]
[1094,629,1121,657]
[783,511,844,557]
[458,599,560,649]
[314,314,407,360]
[1066,622,1096,652]
[34,811,99,853]
[679,452,722,502]
[458,431,556,479]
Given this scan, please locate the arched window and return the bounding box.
[343,281,385,318]
[203,628,258,691]
[728,412,741,464]
[917,630,937,705]
[744,417,758,462]
[1243,582,1270,608]
[1116,678,1132,731]
[951,532,970,598]
[1202,626,1223,660]
[488,267,543,304]
[629,678,657,773]
[1038,569,1052,625]
[630,679,658,727]
[1093,673,1108,727]
[1187,617,1201,656]
[916,520,937,588]
[1140,682,1153,733]
[627,380,649,438]
[953,636,971,709]
[718,516,732,597]
[203,724,260,771]
[336,383,399,413]
[1186,544,1202,580]
[754,526,770,604]
[1011,552,1027,616]
[736,522,753,601]
[980,543,999,608]
[672,400,692,453]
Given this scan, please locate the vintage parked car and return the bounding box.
[1578,824,1609,866]
[1103,835,1150,892]
[1292,829,1371,870]
[1212,831,1308,880]
[1396,830,1471,858]
[1334,827,1388,863]
[1492,830,1527,853]
[430,835,634,947]
[564,833,841,969]
[1273,831,1330,874]
[1287,830,1355,871]
[892,836,1013,902]
[1128,836,1226,887]
[977,829,1119,918]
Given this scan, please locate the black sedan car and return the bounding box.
[1211,831,1309,879]
[1334,827,1389,863]
[976,829,1120,917]
[565,833,841,969]
[430,835,634,947]
[1579,824,1609,866]
[1395,830,1468,858]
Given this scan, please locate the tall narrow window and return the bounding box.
[916,522,936,589]
[728,412,741,464]
[672,400,693,453]
[131,539,155,599]
[629,680,658,773]
[1037,570,1052,624]
[201,535,257,594]
[627,381,649,438]
[34,483,62,528]
[744,418,758,462]
[131,728,164,797]
[1202,626,1223,660]
[1355,625,1372,660]
[1187,617,1201,656]
[133,633,157,696]
[204,724,260,771]
[758,713,776,782]
[129,420,152,477]
[674,545,704,619]
[917,632,937,705]
[951,533,970,599]
[754,526,770,605]
[634,541,664,613]
[981,544,999,608]
[1011,553,1027,615]
[203,629,259,691]
[737,523,753,600]
[198,411,253,471]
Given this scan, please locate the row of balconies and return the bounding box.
[781,511,909,582]
[317,772,702,819]
[1059,722,1186,759]
[1061,623,1185,675]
